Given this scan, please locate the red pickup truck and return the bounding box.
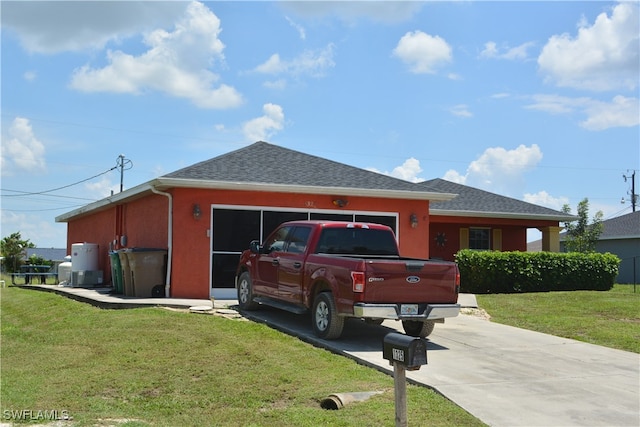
[236,220,460,339]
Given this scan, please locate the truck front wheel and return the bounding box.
[312,292,344,340]
[237,272,259,311]
[402,320,435,337]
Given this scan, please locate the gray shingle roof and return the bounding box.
[24,248,67,262]
[419,178,572,218]
[599,211,640,239]
[163,141,430,193]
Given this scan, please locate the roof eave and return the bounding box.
[56,178,458,222]
[153,177,458,201]
[55,182,154,223]
[430,209,577,222]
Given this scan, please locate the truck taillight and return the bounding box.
[455,271,460,293]
[351,271,365,293]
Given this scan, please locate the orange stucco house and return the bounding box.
[56,141,572,299]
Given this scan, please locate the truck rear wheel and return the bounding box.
[312,292,344,340]
[402,320,435,337]
[237,272,259,311]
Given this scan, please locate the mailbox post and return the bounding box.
[383,332,428,427]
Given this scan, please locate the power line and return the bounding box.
[1,166,117,197]
[0,204,87,213]
[0,190,97,202]
[0,155,130,198]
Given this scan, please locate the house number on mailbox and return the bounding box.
[392,348,404,362]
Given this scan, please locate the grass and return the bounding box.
[0,285,484,427]
[476,284,640,353]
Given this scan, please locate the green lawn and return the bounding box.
[476,284,640,353]
[1,285,484,427]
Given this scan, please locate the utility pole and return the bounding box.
[116,155,133,193]
[622,170,637,212]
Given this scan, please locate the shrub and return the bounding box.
[455,250,620,294]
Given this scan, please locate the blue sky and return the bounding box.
[2,1,638,249]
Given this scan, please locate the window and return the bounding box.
[469,228,491,250]
[287,226,311,254]
[315,228,399,256]
[213,209,260,252]
[264,226,292,253]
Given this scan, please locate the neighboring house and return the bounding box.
[56,141,572,299]
[24,248,68,264]
[560,211,640,284]
[22,248,68,274]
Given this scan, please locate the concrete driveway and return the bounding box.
[240,303,640,427]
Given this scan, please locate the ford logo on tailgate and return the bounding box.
[406,276,421,284]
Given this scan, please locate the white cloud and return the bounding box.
[1,117,46,175]
[242,103,285,142]
[263,79,287,90]
[254,44,336,78]
[443,144,543,196]
[580,95,640,131]
[392,30,452,74]
[525,94,640,130]
[449,104,473,118]
[69,2,243,109]
[279,2,423,25]
[480,41,535,60]
[0,210,68,249]
[285,16,306,40]
[523,191,569,211]
[2,1,186,54]
[538,2,639,91]
[367,158,425,183]
[443,169,466,184]
[85,175,119,198]
[23,71,36,81]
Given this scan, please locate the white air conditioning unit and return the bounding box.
[71,270,103,287]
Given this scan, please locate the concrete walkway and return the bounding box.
[19,285,640,427]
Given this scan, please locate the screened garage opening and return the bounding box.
[210,206,397,297]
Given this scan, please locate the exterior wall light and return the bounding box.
[333,199,349,208]
[192,204,202,220]
[410,213,418,229]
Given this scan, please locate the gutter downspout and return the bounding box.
[151,187,173,298]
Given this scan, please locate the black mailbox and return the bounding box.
[382,332,427,370]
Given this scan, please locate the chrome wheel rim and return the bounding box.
[239,280,249,304]
[315,301,329,331]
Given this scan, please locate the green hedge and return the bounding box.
[455,250,620,294]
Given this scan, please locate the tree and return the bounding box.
[561,198,603,253]
[0,232,35,273]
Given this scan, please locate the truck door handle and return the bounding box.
[293,262,302,269]
[272,259,280,266]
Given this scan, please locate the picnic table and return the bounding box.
[11,265,57,285]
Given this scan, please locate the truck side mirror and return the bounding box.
[382,332,427,371]
[249,240,262,254]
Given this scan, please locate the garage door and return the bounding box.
[210,206,397,298]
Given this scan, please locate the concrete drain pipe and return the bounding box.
[320,391,384,410]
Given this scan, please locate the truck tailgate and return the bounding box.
[362,259,458,304]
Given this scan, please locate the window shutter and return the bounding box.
[492,229,502,251]
[459,228,469,250]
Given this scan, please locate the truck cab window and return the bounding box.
[264,226,292,253]
[286,226,311,254]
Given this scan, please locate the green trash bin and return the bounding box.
[109,251,123,294]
